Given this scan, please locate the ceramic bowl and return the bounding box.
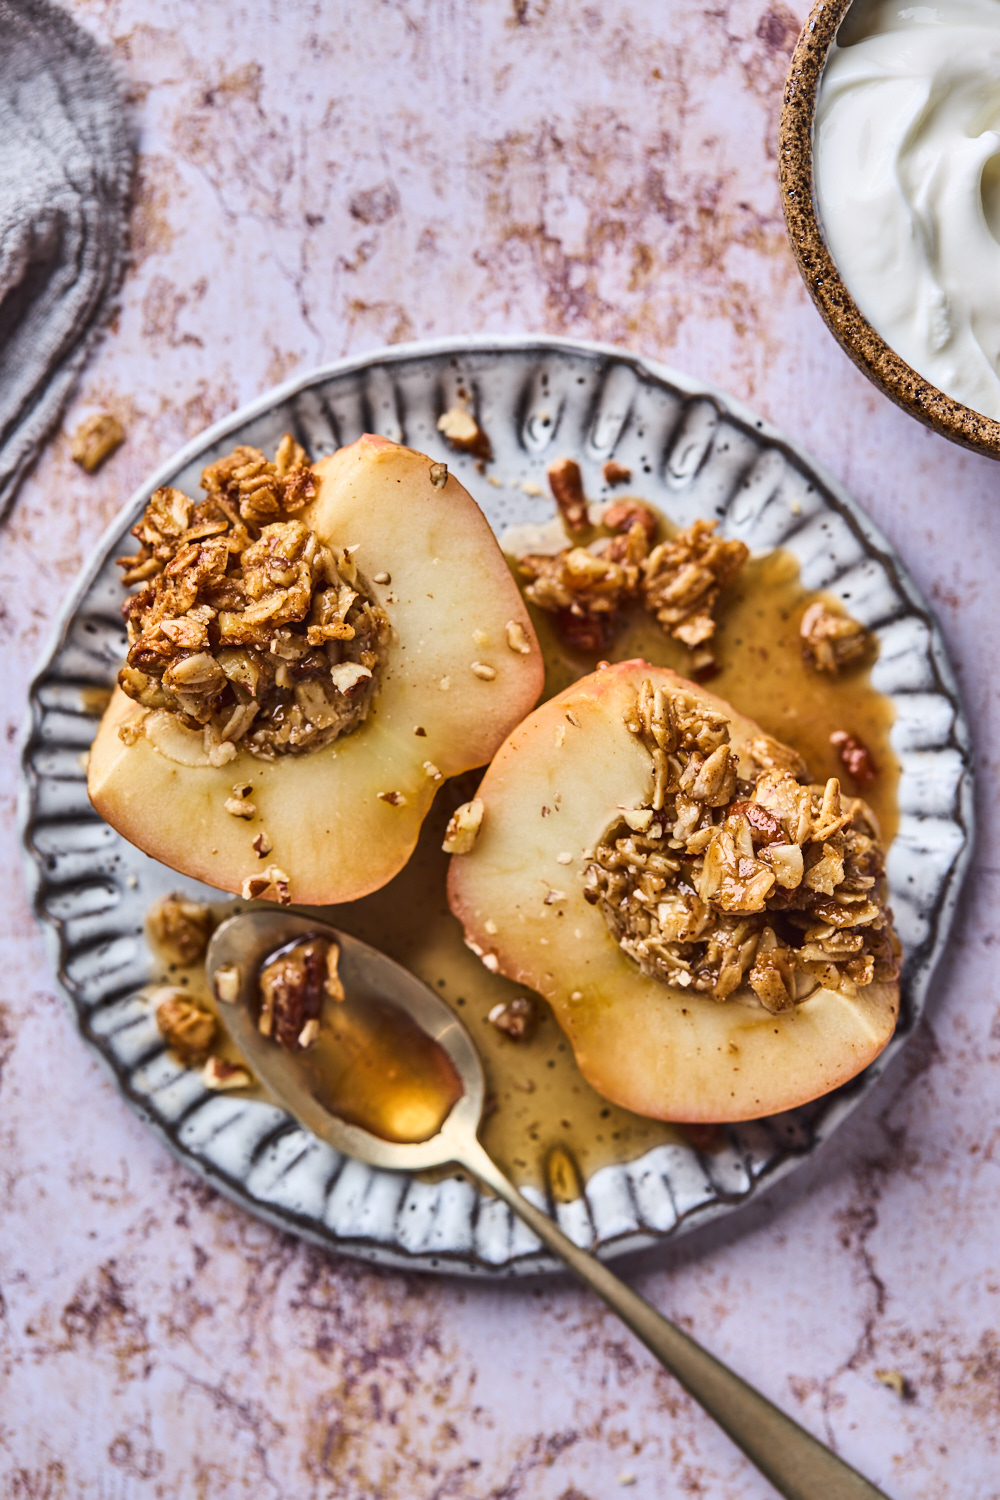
[779,0,1000,459]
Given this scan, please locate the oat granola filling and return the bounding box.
[116,436,389,760]
[583,680,899,1012]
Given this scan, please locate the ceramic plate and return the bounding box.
[20,336,972,1276]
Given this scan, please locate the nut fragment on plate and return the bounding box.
[71,412,125,472]
[436,407,492,460]
[800,600,869,674]
[148,893,215,965]
[203,1056,253,1090]
[602,459,632,486]
[547,457,591,537]
[487,995,538,1041]
[154,990,217,1061]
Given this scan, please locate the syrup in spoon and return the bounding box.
[207,909,891,1500]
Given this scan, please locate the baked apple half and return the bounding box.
[88,434,543,904]
[447,660,900,1122]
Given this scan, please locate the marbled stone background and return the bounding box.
[2,2,998,1496]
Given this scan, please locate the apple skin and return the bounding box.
[447,659,899,1123]
[88,435,544,905]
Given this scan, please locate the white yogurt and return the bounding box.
[815,0,1000,420]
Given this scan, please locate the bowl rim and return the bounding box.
[778,0,1000,460]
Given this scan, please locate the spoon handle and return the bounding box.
[459,1139,891,1500]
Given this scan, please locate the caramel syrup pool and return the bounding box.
[150,541,898,1190]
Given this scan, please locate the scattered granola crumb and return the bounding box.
[554,724,566,748]
[565,710,580,727]
[521,479,544,497]
[487,995,538,1041]
[373,571,391,584]
[118,718,144,746]
[214,965,240,1004]
[875,1369,913,1399]
[471,661,496,680]
[443,798,484,854]
[557,852,573,865]
[505,619,531,654]
[429,461,449,488]
[439,676,451,691]
[423,760,442,780]
[252,831,272,858]
[203,1056,252,1090]
[603,460,632,487]
[547,456,590,537]
[414,725,427,736]
[486,474,504,488]
[642,519,748,647]
[801,600,869,674]
[378,790,407,806]
[472,628,490,648]
[831,730,876,788]
[148,893,215,965]
[241,864,291,904]
[484,918,498,934]
[71,412,125,472]
[616,1474,637,1488]
[437,408,492,459]
[155,991,217,1062]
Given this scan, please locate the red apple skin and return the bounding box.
[88,435,544,905]
[447,659,899,1123]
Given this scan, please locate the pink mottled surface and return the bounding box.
[1,2,997,1496]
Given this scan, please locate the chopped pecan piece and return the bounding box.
[800,601,869,674]
[831,730,876,788]
[258,936,340,1050]
[148,893,215,965]
[155,991,217,1061]
[602,460,632,487]
[603,500,657,544]
[547,457,591,537]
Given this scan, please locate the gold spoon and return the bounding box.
[207,909,892,1500]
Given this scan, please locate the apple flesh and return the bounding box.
[88,435,544,904]
[447,659,899,1123]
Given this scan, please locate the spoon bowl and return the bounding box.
[206,907,891,1500]
[208,909,484,1172]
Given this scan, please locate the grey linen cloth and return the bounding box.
[0,0,131,522]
